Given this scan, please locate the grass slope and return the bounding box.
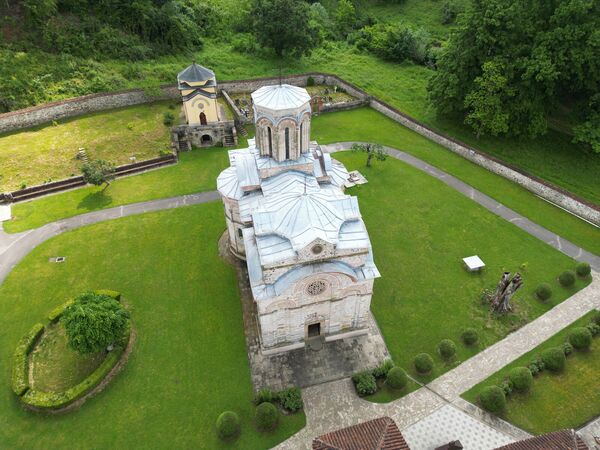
[0,101,176,192]
[333,151,590,382]
[0,203,305,449]
[462,312,600,434]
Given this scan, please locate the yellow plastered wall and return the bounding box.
[181,79,220,125]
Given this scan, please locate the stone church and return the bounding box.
[217,83,380,353]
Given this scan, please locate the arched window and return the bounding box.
[300,123,303,152]
[199,112,207,125]
[268,127,273,157]
[285,127,290,160]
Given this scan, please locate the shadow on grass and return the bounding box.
[77,190,113,212]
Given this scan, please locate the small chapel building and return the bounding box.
[217,83,380,353]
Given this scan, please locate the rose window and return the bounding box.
[306,280,327,296]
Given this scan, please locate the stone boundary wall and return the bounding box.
[1,72,598,225]
[0,86,180,134]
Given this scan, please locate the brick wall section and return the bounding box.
[1,72,598,226]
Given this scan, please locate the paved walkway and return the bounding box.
[0,191,219,285]
[0,143,599,449]
[322,142,600,271]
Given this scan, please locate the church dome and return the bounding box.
[251,84,311,112]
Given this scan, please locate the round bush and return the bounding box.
[414,353,434,374]
[535,283,552,301]
[576,262,591,278]
[461,328,479,346]
[562,342,574,356]
[479,386,506,413]
[541,347,566,372]
[256,402,279,431]
[216,411,240,440]
[352,371,377,396]
[437,339,457,359]
[558,270,576,287]
[587,322,600,337]
[508,367,533,392]
[386,367,408,390]
[592,312,600,326]
[568,327,592,350]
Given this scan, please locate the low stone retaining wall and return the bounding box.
[0,154,176,203]
[0,86,180,134]
[1,72,597,225]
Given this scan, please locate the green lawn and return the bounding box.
[312,108,600,257]
[333,151,590,382]
[4,147,229,232]
[462,312,600,434]
[0,101,178,192]
[0,202,305,449]
[30,323,106,392]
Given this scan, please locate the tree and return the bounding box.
[351,143,387,167]
[335,0,356,38]
[81,159,116,189]
[61,292,129,354]
[428,0,600,144]
[250,0,318,58]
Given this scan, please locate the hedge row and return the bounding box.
[12,290,127,410]
[254,386,303,412]
[11,323,45,396]
[21,321,130,410]
[480,312,600,412]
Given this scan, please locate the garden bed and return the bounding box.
[462,311,600,434]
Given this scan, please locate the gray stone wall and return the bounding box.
[0,86,179,134]
[369,98,600,226]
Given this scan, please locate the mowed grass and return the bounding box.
[0,101,178,192]
[312,108,600,256]
[30,323,106,392]
[462,312,600,434]
[332,151,590,382]
[0,203,305,450]
[4,147,229,233]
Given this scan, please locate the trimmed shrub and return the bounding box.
[587,322,600,337]
[576,262,591,278]
[500,380,513,396]
[372,359,394,379]
[256,402,279,431]
[592,312,600,326]
[479,386,506,413]
[47,299,75,323]
[216,411,240,440]
[255,388,273,404]
[541,347,566,372]
[558,270,576,287]
[352,371,377,396]
[277,387,303,412]
[94,289,122,301]
[535,283,552,301]
[386,367,408,390]
[437,339,457,359]
[163,111,175,126]
[461,328,479,346]
[569,327,592,350]
[508,367,533,392]
[11,323,45,396]
[562,342,574,356]
[414,353,434,374]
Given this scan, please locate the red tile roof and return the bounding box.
[312,416,411,450]
[494,430,588,450]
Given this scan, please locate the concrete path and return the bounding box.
[0,191,219,285]
[322,142,600,271]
